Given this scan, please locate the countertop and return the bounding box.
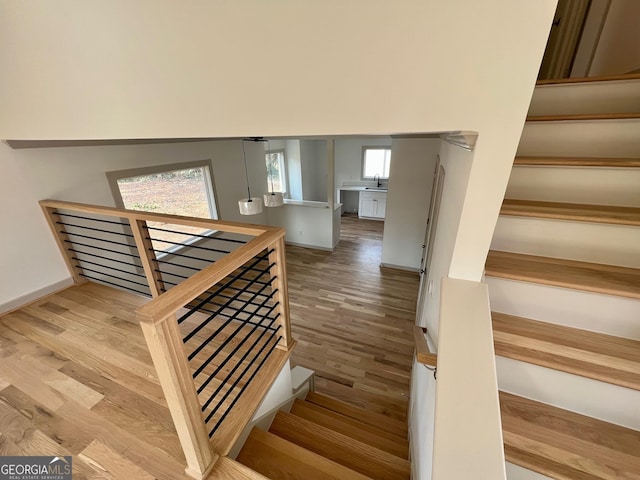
[339,185,388,192]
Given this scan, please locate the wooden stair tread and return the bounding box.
[269,411,410,480]
[526,112,640,122]
[500,391,640,480]
[485,250,640,299]
[536,73,640,85]
[237,427,371,480]
[492,312,640,391]
[305,391,407,438]
[513,156,640,168]
[500,199,640,226]
[290,399,409,458]
[208,456,271,480]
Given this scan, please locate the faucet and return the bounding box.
[374,174,382,188]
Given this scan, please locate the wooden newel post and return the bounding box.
[268,235,292,351]
[138,312,217,479]
[40,205,87,285]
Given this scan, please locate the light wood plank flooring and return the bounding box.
[0,283,191,479]
[0,214,418,477]
[287,215,419,422]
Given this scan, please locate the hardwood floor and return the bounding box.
[287,214,419,422]
[0,283,190,479]
[0,214,418,477]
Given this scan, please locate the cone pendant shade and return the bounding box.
[264,192,284,207]
[239,198,263,215]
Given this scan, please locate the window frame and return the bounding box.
[106,160,220,257]
[265,149,288,195]
[361,146,392,180]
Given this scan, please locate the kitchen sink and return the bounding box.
[364,187,387,191]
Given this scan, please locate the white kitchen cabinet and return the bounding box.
[358,191,387,220]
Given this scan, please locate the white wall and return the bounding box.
[285,140,303,201]
[570,0,610,77]
[417,141,474,339]
[299,139,327,202]
[6,140,268,224]
[0,3,557,478]
[335,137,391,213]
[0,136,338,311]
[0,0,556,280]
[589,0,640,76]
[411,141,474,480]
[266,203,335,250]
[0,143,71,309]
[410,359,437,479]
[334,138,392,189]
[381,138,439,270]
[0,139,269,310]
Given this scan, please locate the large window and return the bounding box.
[107,161,218,252]
[362,147,392,179]
[266,149,287,194]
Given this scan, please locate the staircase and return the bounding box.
[234,391,410,480]
[487,75,640,479]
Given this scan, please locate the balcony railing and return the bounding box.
[40,199,294,479]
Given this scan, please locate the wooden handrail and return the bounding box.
[39,199,277,236]
[40,199,294,479]
[268,236,292,351]
[413,326,437,367]
[136,228,285,324]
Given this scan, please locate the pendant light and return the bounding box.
[263,139,284,208]
[238,139,263,215]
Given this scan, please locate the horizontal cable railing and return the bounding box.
[52,209,153,296]
[177,249,283,438]
[40,200,293,480]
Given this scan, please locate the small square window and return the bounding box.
[362,147,391,179]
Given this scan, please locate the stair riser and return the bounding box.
[497,357,640,430]
[506,462,554,480]
[486,277,640,340]
[529,81,640,116]
[518,120,640,157]
[506,167,640,207]
[492,217,640,268]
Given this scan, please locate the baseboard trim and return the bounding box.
[380,263,420,274]
[0,278,74,315]
[284,240,334,252]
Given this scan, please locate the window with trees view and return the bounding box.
[266,150,287,194]
[362,147,392,179]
